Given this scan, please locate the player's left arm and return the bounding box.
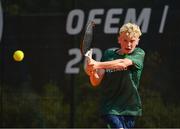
[89,58,132,70]
[90,48,145,70]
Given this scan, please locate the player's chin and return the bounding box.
[125,50,132,54]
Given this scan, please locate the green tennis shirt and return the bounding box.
[99,47,145,116]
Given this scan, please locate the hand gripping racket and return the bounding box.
[80,21,99,79]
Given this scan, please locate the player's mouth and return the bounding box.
[125,48,132,51]
[124,48,134,54]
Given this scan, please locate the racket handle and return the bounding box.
[85,49,93,58]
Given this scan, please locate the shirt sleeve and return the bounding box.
[126,48,145,69]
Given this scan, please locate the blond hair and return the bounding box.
[119,23,142,38]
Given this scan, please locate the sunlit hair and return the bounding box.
[119,23,142,38]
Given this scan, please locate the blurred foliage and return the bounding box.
[38,83,69,127]
[136,89,180,127]
[74,66,105,127]
[1,83,69,127]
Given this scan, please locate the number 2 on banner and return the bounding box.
[65,48,82,74]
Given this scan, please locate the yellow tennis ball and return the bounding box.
[13,50,24,62]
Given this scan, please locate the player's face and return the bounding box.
[118,32,139,54]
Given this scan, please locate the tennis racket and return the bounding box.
[80,21,99,78]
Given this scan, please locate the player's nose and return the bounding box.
[127,42,131,47]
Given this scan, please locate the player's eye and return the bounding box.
[131,40,135,43]
[124,39,128,42]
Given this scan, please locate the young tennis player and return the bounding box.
[85,22,145,128]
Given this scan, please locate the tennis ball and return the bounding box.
[13,50,24,62]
